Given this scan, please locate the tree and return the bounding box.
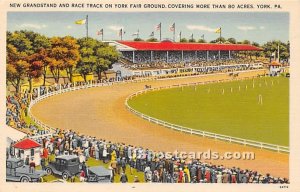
[133,38,143,41]
[188,38,196,43]
[63,37,80,83]
[227,38,236,44]
[29,33,51,86]
[27,53,44,91]
[77,38,102,82]
[210,37,226,44]
[6,32,33,93]
[94,46,119,80]
[7,44,30,93]
[242,40,251,45]
[251,42,262,59]
[47,36,80,83]
[146,37,158,42]
[180,38,188,43]
[197,39,207,43]
[7,31,33,55]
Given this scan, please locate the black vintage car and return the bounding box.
[45,155,80,180]
[86,166,111,183]
[6,158,46,182]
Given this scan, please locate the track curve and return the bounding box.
[31,70,288,177]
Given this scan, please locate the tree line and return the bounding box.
[7,30,120,93]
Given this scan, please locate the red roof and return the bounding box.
[117,41,261,51]
[13,138,41,149]
[269,61,282,66]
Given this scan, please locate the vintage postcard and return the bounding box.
[1,0,300,191]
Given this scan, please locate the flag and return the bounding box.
[178,31,181,37]
[119,28,125,36]
[97,29,103,35]
[149,31,154,37]
[156,23,161,31]
[75,19,86,25]
[215,27,221,33]
[132,30,139,36]
[169,23,175,31]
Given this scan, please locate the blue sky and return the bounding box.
[7,12,289,44]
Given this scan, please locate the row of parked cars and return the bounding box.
[6,155,111,183]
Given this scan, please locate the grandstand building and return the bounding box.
[107,40,262,77]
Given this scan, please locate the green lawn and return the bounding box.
[128,76,289,146]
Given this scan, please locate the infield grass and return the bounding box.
[128,76,289,146]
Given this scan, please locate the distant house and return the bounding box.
[13,138,41,166]
[269,61,283,76]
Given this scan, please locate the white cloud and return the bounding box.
[108,25,124,31]
[237,26,256,31]
[18,23,47,30]
[186,25,216,32]
[259,26,265,30]
[66,25,72,29]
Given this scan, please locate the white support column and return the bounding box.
[206,50,209,61]
[195,51,197,59]
[150,51,153,62]
[166,51,169,63]
[181,50,184,61]
[132,51,135,63]
[37,87,40,98]
[218,50,221,60]
[229,50,231,59]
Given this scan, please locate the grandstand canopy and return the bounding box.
[116,41,261,51]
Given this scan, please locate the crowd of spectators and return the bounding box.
[121,51,257,71]
[6,125,289,184]
[6,81,289,183]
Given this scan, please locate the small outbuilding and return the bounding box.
[13,138,41,166]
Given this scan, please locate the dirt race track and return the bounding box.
[31,70,289,178]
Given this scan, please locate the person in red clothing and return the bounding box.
[42,147,49,162]
[205,168,211,183]
[231,172,237,183]
[80,170,86,182]
[178,168,184,183]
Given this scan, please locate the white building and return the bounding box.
[13,138,42,166]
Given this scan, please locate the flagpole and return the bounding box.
[179,31,181,42]
[160,22,161,41]
[219,27,221,44]
[102,29,104,41]
[173,23,175,42]
[121,29,123,41]
[86,15,89,41]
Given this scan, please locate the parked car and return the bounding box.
[45,155,80,180]
[6,158,46,182]
[86,166,111,183]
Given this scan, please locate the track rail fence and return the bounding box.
[26,70,289,153]
[125,79,289,153]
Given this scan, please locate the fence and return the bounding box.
[27,69,289,153]
[125,78,290,153]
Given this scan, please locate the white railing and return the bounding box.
[27,78,165,133]
[125,78,290,153]
[27,69,288,153]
